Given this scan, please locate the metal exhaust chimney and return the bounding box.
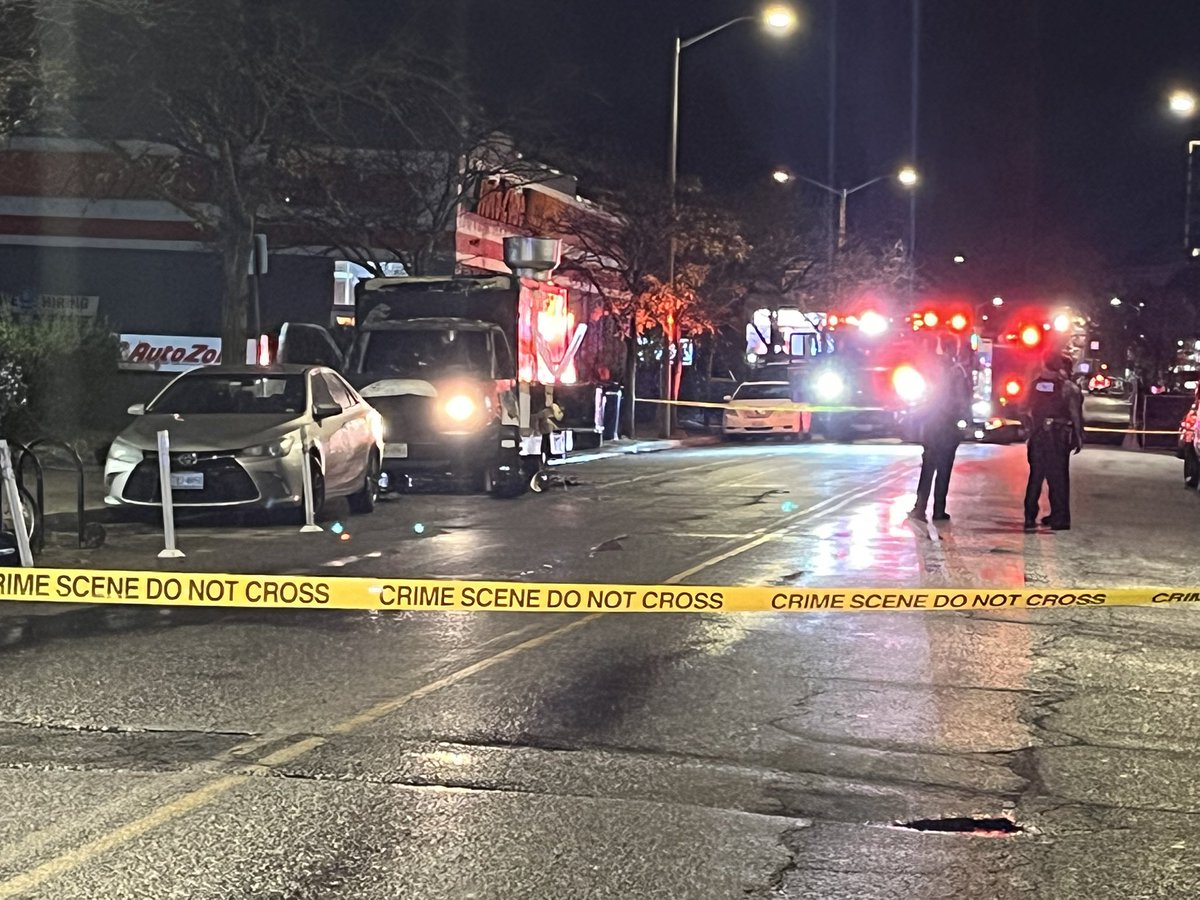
[503,237,561,281]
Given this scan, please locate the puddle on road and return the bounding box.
[893,815,1022,836]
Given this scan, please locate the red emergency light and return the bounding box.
[1004,378,1023,397]
[1019,325,1042,348]
[948,313,969,332]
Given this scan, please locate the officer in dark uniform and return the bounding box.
[908,341,973,523]
[1023,351,1084,530]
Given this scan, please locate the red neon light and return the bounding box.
[518,282,578,384]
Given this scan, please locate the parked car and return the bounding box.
[722,381,812,441]
[1080,373,1134,433]
[104,365,383,517]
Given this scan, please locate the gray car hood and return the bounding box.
[118,413,304,452]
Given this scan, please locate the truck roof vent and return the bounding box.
[503,237,561,281]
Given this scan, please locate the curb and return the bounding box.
[554,434,721,466]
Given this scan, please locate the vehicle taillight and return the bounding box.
[256,334,275,366]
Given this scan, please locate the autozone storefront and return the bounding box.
[0,139,339,415]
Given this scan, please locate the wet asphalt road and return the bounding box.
[5,442,1200,898]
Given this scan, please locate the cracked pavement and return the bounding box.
[2,442,1199,897]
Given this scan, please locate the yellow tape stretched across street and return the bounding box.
[638,398,1182,436]
[0,567,1197,614]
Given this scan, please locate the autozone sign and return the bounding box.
[118,334,222,372]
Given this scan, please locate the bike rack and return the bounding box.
[16,439,101,550]
[5,440,42,555]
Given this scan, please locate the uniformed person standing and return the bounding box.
[908,344,973,523]
[1023,352,1084,530]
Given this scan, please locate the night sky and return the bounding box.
[408,1,1200,302]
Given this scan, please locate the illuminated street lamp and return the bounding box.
[992,296,1004,307]
[762,5,800,33]
[665,5,798,436]
[670,7,799,212]
[1110,297,1122,307]
[1168,88,1198,119]
[776,167,921,249]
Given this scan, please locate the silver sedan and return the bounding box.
[104,365,383,517]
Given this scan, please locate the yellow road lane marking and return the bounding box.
[0,617,596,897]
[0,466,909,894]
[665,471,909,585]
[0,775,248,900]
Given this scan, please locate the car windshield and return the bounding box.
[360,329,490,377]
[149,374,305,415]
[734,383,792,401]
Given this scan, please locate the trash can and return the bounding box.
[602,388,623,440]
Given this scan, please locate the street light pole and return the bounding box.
[786,172,901,248]
[669,15,757,284]
[661,7,797,437]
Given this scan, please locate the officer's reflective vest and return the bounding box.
[1028,373,1070,422]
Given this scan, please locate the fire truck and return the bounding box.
[793,301,1051,444]
[974,307,1080,443]
[796,306,970,442]
[270,237,603,497]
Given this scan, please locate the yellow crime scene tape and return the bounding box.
[637,397,1181,435]
[636,397,885,413]
[0,567,1197,614]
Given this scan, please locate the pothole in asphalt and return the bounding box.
[893,816,1022,836]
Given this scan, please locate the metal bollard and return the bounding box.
[0,440,34,567]
[299,429,322,533]
[156,430,185,559]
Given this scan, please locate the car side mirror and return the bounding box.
[723,394,733,402]
[313,402,342,421]
[127,403,145,416]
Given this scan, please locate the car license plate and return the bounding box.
[170,471,204,490]
[384,442,408,459]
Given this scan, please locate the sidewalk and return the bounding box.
[0,431,721,649]
[555,428,721,465]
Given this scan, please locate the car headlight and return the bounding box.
[444,394,476,422]
[107,437,142,464]
[892,365,926,404]
[814,371,845,401]
[972,399,992,419]
[239,435,295,458]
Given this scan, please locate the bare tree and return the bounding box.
[0,0,484,352]
[548,170,676,437]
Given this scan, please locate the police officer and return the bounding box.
[1023,351,1084,530]
[909,341,973,523]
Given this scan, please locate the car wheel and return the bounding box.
[0,484,40,550]
[347,452,380,514]
[826,422,854,443]
[482,449,526,499]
